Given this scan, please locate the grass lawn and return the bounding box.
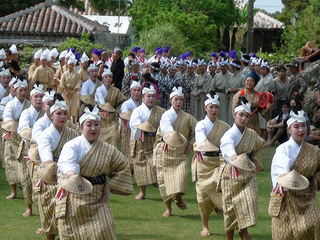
[0,144,317,240]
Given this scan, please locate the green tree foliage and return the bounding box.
[278,0,309,25]
[128,0,239,55]
[89,0,132,15]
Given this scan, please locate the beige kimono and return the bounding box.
[31,65,54,91]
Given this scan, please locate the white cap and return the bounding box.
[30,83,44,96]
[234,101,251,114]
[79,106,101,125]
[50,99,68,114]
[42,89,55,102]
[9,77,17,87]
[204,93,220,106]
[50,48,59,59]
[0,48,6,59]
[287,110,306,128]
[142,85,156,95]
[87,63,98,72]
[102,68,113,78]
[34,49,42,59]
[13,79,28,89]
[130,81,141,90]
[80,52,89,63]
[170,86,184,99]
[67,56,77,65]
[66,50,74,59]
[59,50,68,60]
[0,68,11,76]
[10,44,18,54]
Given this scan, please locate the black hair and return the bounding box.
[128,52,136,58]
[281,100,290,107]
[142,72,156,84]
[34,81,41,88]
[143,82,151,89]
[50,93,64,107]
[88,59,94,65]
[231,59,241,70]
[277,65,286,72]
[208,90,220,101]
[237,96,249,106]
[316,105,320,112]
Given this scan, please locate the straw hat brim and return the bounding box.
[60,174,93,195]
[99,103,115,112]
[229,153,256,171]
[194,139,219,152]
[119,110,132,120]
[278,170,309,190]
[163,131,187,147]
[137,121,156,133]
[2,120,18,132]
[28,145,41,163]
[19,128,32,140]
[37,161,58,184]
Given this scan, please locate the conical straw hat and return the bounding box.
[137,121,156,133]
[278,169,309,190]
[60,174,93,195]
[80,95,95,105]
[28,145,41,163]
[229,153,256,171]
[194,139,219,152]
[119,110,132,120]
[163,131,187,147]
[19,128,32,141]
[1,120,18,132]
[37,160,58,184]
[99,102,115,112]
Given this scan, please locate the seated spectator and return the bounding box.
[265,101,291,146]
[308,106,320,146]
[298,41,320,70]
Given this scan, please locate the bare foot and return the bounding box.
[162,211,171,217]
[200,229,210,236]
[264,141,274,147]
[6,193,16,200]
[239,231,252,240]
[175,200,188,210]
[36,228,44,234]
[135,194,145,200]
[22,210,32,217]
[214,208,223,215]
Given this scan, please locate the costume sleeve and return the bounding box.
[115,90,125,113]
[95,87,105,104]
[159,111,174,134]
[271,147,291,188]
[74,73,81,91]
[59,72,66,90]
[17,109,30,133]
[32,120,44,144]
[250,133,265,171]
[220,131,236,164]
[80,81,87,96]
[195,120,207,146]
[28,66,35,82]
[203,74,212,93]
[57,139,80,175]
[48,69,54,88]
[3,101,14,122]
[105,144,134,195]
[38,131,53,162]
[188,115,197,145]
[129,107,143,140]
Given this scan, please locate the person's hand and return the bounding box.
[266,103,272,111]
[99,184,111,204]
[184,144,192,156]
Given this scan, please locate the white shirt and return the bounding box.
[271,137,301,188]
[160,106,178,134]
[3,97,25,122]
[80,78,96,96]
[95,84,108,104]
[130,102,152,140]
[17,105,41,133]
[0,84,7,99]
[58,134,90,175]
[121,97,139,113]
[195,115,214,146]
[38,123,61,162]
[220,123,243,164]
[0,93,14,119]
[31,114,51,144]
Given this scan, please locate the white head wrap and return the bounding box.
[102,68,112,78]
[10,44,18,54]
[80,52,89,63]
[59,50,68,60]
[50,99,68,114]
[250,57,257,66]
[34,49,42,59]
[13,79,28,89]
[142,85,156,95]
[0,48,6,59]
[220,58,229,66]
[234,101,251,114]
[230,60,241,69]
[241,55,250,63]
[287,110,306,128]
[204,93,220,106]
[170,86,184,99]
[50,48,59,59]
[67,56,77,65]
[261,60,270,69]
[0,68,11,76]
[198,59,207,66]
[160,61,170,69]
[30,83,44,96]
[168,63,178,70]
[87,63,98,72]
[130,81,141,90]
[79,106,101,125]
[42,89,55,103]
[9,77,17,87]
[66,50,74,59]
[208,60,216,67]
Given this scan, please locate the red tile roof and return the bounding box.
[0,2,109,35]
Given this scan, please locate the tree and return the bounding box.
[89,0,132,15]
[278,0,309,25]
[128,0,239,55]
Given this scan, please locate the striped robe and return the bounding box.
[99,86,125,148]
[56,140,134,240]
[3,100,30,185]
[131,105,164,186]
[272,142,320,240]
[36,127,78,236]
[153,110,197,202]
[219,127,264,232]
[191,119,230,218]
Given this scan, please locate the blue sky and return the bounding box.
[243,0,284,13]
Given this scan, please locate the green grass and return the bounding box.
[0,144,317,239]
